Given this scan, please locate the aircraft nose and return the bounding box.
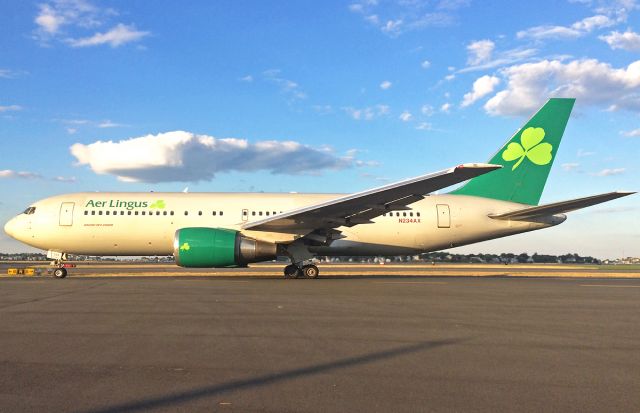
[4,217,17,239]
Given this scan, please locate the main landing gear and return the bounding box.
[283,264,320,279]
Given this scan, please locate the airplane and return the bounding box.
[3,98,635,279]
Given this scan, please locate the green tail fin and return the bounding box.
[451,98,575,205]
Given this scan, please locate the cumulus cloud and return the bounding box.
[399,111,413,122]
[70,131,366,182]
[34,0,149,48]
[416,122,432,130]
[441,102,452,113]
[621,128,640,137]
[466,40,495,65]
[600,29,640,51]
[421,105,435,116]
[380,80,392,90]
[68,23,149,47]
[343,105,390,121]
[0,170,41,179]
[592,168,626,176]
[53,176,77,183]
[263,69,307,101]
[458,47,537,73]
[484,59,640,116]
[421,60,431,69]
[461,75,500,107]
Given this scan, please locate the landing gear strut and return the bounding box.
[283,263,320,279]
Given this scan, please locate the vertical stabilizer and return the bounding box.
[451,98,575,205]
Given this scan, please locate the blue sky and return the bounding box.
[1,0,638,257]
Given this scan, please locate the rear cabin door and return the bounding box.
[59,202,75,226]
[436,204,450,228]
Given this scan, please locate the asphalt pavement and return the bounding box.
[1,276,639,412]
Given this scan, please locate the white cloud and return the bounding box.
[416,122,432,130]
[263,69,307,100]
[421,105,435,116]
[239,75,254,82]
[97,120,126,128]
[600,30,640,51]
[484,59,640,116]
[466,40,495,65]
[577,149,596,157]
[348,0,467,36]
[53,176,77,183]
[592,168,626,176]
[517,14,615,40]
[380,80,392,90]
[68,23,149,47]
[66,127,77,135]
[34,1,149,48]
[621,128,640,137]
[458,48,537,73]
[461,75,500,107]
[0,105,22,112]
[421,60,431,69]
[441,102,452,113]
[444,74,455,81]
[0,170,41,179]
[343,105,389,120]
[561,162,580,171]
[399,111,413,122]
[70,131,366,182]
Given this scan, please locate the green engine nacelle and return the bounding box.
[173,227,277,268]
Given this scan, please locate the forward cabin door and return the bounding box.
[59,202,75,226]
[241,208,249,222]
[436,204,450,228]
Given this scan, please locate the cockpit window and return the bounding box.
[23,207,36,215]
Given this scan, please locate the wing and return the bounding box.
[243,163,502,235]
[489,191,635,221]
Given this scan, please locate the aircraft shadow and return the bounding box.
[81,337,467,413]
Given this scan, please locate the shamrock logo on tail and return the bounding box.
[150,200,166,209]
[179,242,190,251]
[502,127,553,170]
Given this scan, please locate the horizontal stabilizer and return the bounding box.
[489,191,635,221]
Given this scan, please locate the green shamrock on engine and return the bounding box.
[180,242,190,251]
[502,127,553,170]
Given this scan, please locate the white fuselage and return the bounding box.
[4,192,566,257]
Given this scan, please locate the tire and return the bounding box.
[284,265,301,279]
[302,264,319,279]
[53,268,67,279]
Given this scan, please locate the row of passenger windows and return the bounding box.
[83,210,224,216]
[382,212,420,217]
[243,210,283,217]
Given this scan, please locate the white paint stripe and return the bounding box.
[581,284,640,288]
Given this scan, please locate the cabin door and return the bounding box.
[436,204,450,228]
[59,202,75,226]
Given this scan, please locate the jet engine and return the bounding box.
[173,227,277,267]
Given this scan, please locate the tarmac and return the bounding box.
[1,274,639,412]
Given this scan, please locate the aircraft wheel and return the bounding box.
[284,265,301,279]
[303,264,319,279]
[53,268,67,279]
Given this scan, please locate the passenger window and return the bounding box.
[91,211,96,215]
[417,212,421,217]
[163,211,167,216]
[135,211,139,216]
[128,211,132,215]
[170,211,174,216]
[252,211,256,216]
[214,211,218,216]
[273,211,276,215]
[106,211,110,215]
[266,211,270,216]
[120,211,125,215]
[99,211,103,215]
[84,211,88,215]
[198,211,202,216]
[142,211,146,215]
[184,211,188,216]
[156,211,160,216]
[410,212,413,217]
[220,211,223,216]
[259,211,263,216]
